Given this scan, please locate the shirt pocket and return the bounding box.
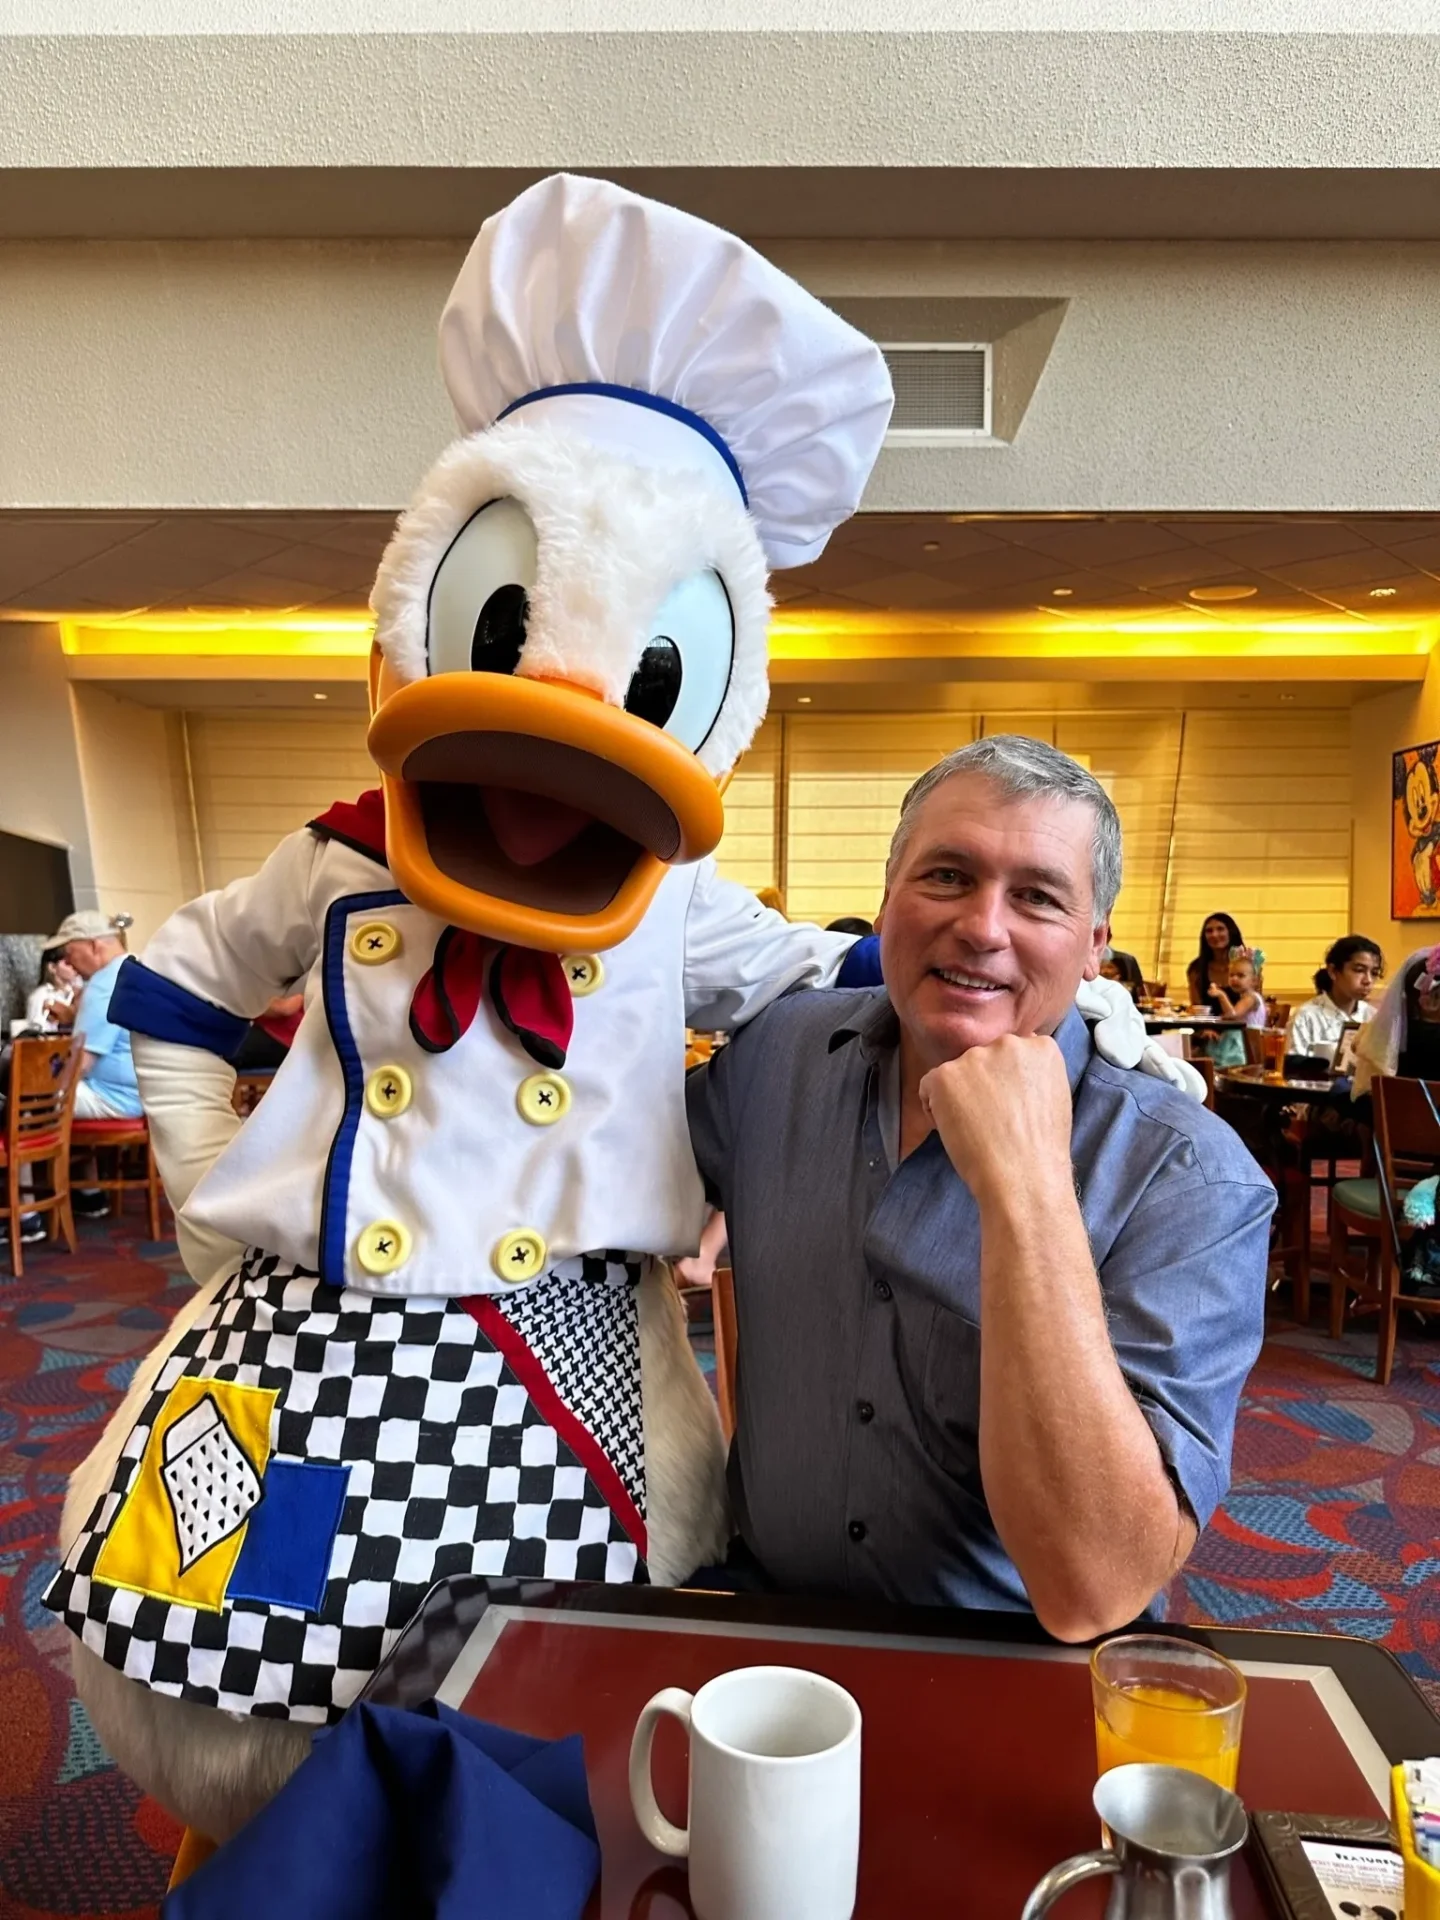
[921,1301,983,1481]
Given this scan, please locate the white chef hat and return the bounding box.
[438,174,893,571]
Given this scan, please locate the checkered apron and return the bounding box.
[45,1246,647,1724]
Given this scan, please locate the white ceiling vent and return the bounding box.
[881,343,991,438]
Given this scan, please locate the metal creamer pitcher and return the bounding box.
[1021,1764,1249,1920]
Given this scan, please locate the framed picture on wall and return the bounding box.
[1393,739,1440,918]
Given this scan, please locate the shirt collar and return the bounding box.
[827,990,1093,1092]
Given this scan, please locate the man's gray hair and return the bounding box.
[887,734,1123,922]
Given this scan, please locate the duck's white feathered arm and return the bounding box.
[115,828,326,1284]
[681,859,856,1031]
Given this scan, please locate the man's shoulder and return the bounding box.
[1080,1047,1272,1193]
[732,983,882,1046]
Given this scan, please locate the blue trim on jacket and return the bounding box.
[109,956,252,1061]
[836,935,883,989]
[317,888,407,1287]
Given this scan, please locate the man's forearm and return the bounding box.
[976,1174,1194,1641]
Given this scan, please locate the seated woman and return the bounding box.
[1186,912,1245,1015]
[1286,935,1383,1062]
[1208,947,1268,1068]
[25,950,79,1033]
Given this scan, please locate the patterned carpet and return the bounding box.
[2,1223,1438,1916]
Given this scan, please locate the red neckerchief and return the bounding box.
[309,790,573,1067]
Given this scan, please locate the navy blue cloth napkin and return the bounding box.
[163,1701,600,1920]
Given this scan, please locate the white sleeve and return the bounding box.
[132,1034,245,1288]
[1285,1003,1320,1058]
[681,860,856,1032]
[141,827,324,1018]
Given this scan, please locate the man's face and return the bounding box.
[63,938,105,980]
[876,772,1108,1068]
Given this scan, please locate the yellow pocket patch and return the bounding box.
[94,1376,277,1612]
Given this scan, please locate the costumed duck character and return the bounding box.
[45,174,895,1845]
[46,175,1199,1845]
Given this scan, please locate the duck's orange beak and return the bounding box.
[366,645,725,949]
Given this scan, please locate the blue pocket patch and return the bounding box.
[229,1458,350,1614]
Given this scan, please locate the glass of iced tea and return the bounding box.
[1091,1635,1246,1792]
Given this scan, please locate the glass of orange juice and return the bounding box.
[1091,1634,1246,1793]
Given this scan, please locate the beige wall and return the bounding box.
[8,240,1440,520]
[69,683,197,947]
[0,623,97,920]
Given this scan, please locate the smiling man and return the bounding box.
[688,736,1275,1639]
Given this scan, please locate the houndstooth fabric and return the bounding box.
[45,1246,646,1724]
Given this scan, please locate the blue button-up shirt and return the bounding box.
[686,990,1275,1613]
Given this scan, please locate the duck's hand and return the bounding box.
[1076,975,1206,1103]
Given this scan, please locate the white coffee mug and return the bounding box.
[628,1663,861,1920]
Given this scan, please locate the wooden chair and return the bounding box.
[1192,1056,1216,1110]
[1331,1075,1440,1384]
[712,1264,738,1444]
[70,1112,164,1243]
[2,1035,81,1276]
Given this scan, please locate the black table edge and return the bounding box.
[361,1576,1439,1764]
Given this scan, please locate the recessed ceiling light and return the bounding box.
[1279,693,1295,703]
[1370,586,1399,598]
[922,540,940,553]
[796,695,813,705]
[1051,587,1074,597]
[1189,583,1259,602]
[313,691,328,700]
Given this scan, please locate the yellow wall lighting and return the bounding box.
[57,608,1440,666]
[60,616,373,657]
[769,610,1440,662]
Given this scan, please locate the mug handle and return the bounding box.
[1020,1849,1118,1919]
[629,1687,695,1858]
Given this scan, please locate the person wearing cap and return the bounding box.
[48,178,1185,1842]
[47,910,142,1121]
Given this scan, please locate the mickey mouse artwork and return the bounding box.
[1393,740,1440,917]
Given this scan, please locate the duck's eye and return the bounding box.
[624,571,734,752]
[426,497,537,677]
[624,636,682,729]
[471,584,529,675]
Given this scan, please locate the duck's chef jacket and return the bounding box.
[113,797,855,1296]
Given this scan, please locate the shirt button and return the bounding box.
[856,1400,875,1423]
[351,920,402,965]
[364,1064,413,1119]
[848,1520,867,1543]
[873,1278,893,1301]
[493,1228,548,1284]
[355,1218,411,1276]
[516,1072,571,1126]
[562,953,604,997]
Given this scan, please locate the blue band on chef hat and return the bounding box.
[496,383,748,506]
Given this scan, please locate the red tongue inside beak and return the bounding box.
[481,788,595,867]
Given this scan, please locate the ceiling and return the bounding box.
[6,509,1440,629]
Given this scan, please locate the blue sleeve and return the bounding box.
[109,956,251,1061]
[1101,1174,1275,1529]
[836,935,883,988]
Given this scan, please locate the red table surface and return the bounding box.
[459,1617,1382,1918]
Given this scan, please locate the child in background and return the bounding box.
[1209,948,1267,1068]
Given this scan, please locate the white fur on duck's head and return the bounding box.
[371,417,772,780]
[364,417,775,949]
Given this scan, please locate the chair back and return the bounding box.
[1373,1076,1440,1256]
[1192,1056,1216,1110]
[1242,1027,1268,1067]
[7,1034,79,1157]
[711,1264,738,1444]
